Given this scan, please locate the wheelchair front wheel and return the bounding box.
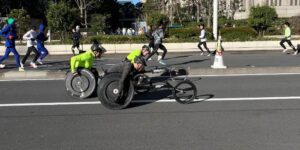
[173,80,197,104]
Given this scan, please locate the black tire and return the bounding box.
[65,69,97,99]
[173,80,197,104]
[133,74,151,94]
[97,73,134,110]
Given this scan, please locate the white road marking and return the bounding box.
[105,64,116,66]
[0,78,64,82]
[187,73,300,77]
[0,96,300,107]
[1,72,300,82]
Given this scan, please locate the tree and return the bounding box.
[73,0,97,28]
[248,5,277,36]
[147,12,169,28]
[0,0,49,18]
[47,1,80,40]
[90,0,121,30]
[90,14,110,34]
[7,9,31,37]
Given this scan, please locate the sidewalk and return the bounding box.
[1,40,300,55]
[1,51,300,80]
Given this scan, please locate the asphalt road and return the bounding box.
[1,74,300,150]
[1,51,300,72]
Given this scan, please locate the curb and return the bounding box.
[1,66,300,80]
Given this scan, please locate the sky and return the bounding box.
[117,0,140,4]
[132,0,140,4]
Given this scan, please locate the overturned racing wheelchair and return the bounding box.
[65,67,197,109]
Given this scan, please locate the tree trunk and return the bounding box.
[84,8,88,28]
[196,2,200,22]
[207,0,212,28]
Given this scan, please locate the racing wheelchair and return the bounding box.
[65,67,197,109]
[133,67,197,104]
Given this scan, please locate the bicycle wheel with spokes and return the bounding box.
[173,80,197,104]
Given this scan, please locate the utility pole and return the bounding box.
[213,0,218,40]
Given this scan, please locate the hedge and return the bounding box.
[74,27,258,44]
[220,27,258,41]
[83,35,148,44]
[168,26,257,42]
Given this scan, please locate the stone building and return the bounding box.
[227,0,300,19]
[142,0,300,19]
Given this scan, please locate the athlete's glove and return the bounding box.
[73,69,81,76]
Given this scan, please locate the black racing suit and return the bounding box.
[107,61,145,94]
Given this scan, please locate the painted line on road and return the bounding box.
[188,72,300,77]
[1,96,300,107]
[0,78,65,82]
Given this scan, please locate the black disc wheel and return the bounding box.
[97,73,134,110]
[65,69,97,99]
[133,74,151,94]
[173,80,197,104]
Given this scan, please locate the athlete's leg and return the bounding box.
[10,47,21,68]
[0,48,12,64]
[159,44,167,60]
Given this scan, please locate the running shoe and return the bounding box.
[19,67,25,72]
[282,49,288,53]
[292,50,299,55]
[30,62,38,68]
[157,55,162,61]
[0,64,5,69]
[159,60,166,65]
[36,59,43,65]
[20,63,24,69]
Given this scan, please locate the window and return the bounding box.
[291,0,293,5]
[275,0,277,6]
[295,0,298,5]
[279,0,281,6]
[266,0,269,5]
[271,0,273,5]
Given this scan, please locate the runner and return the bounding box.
[0,18,23,71]
[145,25,158,60]
[146,24,167,65]
[197,24,211,56]
[280,22,297,55]
[21,26,40,68]
[71,25,82,55]
[36,20,49,65]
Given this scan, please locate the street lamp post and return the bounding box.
[213,0,218,40]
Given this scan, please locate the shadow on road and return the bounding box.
[128,89,172,108]
[191,94,215,103]
[167,58,210,66]
[164,55,191,60]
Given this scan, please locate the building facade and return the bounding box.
[234,0,300,19]
[142,0,300,19]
